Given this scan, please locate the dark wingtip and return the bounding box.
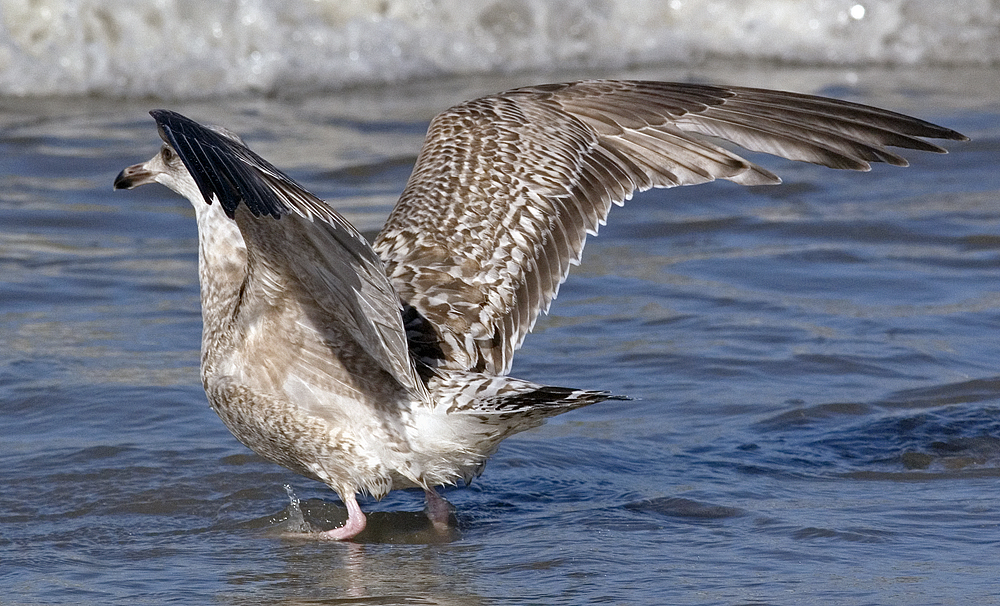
[145,109,290,220]
[915,122,969,143]
[149,109,188,149]
[922,124,970,143]
[147,109,238,218]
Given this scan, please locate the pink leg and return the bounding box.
[319,492,366,541]
[424,488,454,530]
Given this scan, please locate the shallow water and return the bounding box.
[1,65,999,605]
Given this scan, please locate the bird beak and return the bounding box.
[113,162,156,190]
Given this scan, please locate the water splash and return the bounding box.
[280,484,314,533]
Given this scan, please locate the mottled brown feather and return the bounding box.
[374,80,966,376]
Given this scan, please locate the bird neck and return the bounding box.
[193,201,248,358]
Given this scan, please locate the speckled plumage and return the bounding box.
[114,80,965,539]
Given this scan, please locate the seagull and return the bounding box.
[114,80,966,540]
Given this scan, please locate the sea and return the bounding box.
[1,1,999,604]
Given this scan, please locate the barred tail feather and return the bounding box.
[409,371,627,487]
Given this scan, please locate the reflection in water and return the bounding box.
[219,515,486,606]
[264,488,463,545]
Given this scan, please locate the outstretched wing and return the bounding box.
[373,80,967,375]
[151,109,428,401]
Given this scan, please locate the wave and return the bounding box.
[2,0,998,98]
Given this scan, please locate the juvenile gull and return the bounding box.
[113,80,966,540]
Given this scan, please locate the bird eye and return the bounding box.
[161,145,177,162]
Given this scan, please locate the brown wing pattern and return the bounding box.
[373,80,966,376]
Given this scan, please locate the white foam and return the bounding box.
[1,0,997,98]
